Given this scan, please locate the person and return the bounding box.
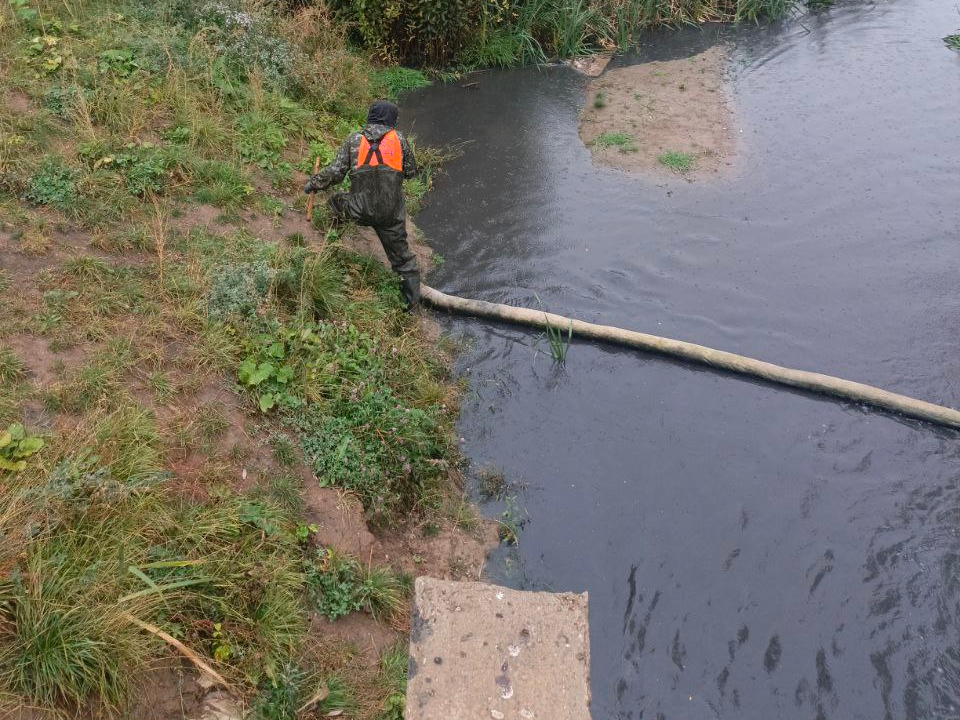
[304,100,420,310]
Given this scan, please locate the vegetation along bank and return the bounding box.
[0,0,804,716]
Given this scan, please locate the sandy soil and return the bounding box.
[579,45,736,179]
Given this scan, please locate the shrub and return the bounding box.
[332,0,483,65]
[194,1,300,92]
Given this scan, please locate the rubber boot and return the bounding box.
[400,272,421,312]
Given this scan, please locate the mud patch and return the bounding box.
[579,46,736,178]
[128,663,205,720]
[3,334,88,389]
[5,89,32,115]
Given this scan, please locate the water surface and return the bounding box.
[402,3,960,718]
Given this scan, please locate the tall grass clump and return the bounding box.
[544,316,573,363]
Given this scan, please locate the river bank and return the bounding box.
[0,1,498,717]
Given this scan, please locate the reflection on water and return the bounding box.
[401,0,960,717]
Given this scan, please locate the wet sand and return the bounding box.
[579,46,736,178]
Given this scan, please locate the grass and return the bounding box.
[375,641,409,720]
[593,91,607,109]
[592,131,638,153]
[0,0,463,713]
[371,67,431,100]
[657,151,697,172]
[946,34,960,51]
[0,348,26,384]
[544,316,573,363]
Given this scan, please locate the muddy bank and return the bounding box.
[579,45,735,177]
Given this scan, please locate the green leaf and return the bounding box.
[13,436,43,458]
[258,393,276,412]
[127,565,159,591]
[118,578,211,603]
[266,342,285,358]
[248,361,275,386]
[8,424,25,441]
[0,431,11,449]
[275,364,294,384]
[0,457,27,472]
[136,559,206,569]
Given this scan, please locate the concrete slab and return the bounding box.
[407,577,591,720]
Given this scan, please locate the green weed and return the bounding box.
[25,156,78,213]
[498,495,526,545]
[657,150,696,172]
[593,90,607,109]
[945,33,960,50]
[592,131,638,153]
[0,423,44,472]
[305,547,408,622]
[404,176,429,215]
[252,664,354,720]
[189,160,252,209]
[236,111,288,171]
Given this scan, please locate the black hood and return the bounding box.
[366,100,398,128]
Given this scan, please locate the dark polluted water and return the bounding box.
[400,0,960,717]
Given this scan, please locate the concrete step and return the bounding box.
[407,577,591,720]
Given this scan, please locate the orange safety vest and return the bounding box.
[356,130,403,172]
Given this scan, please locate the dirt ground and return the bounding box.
[579,45,736,179]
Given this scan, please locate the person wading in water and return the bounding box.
[304,100,421,310]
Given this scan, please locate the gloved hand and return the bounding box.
[304,175,324,194]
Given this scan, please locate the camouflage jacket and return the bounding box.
[313,124,417,188]
[310,124,416,225]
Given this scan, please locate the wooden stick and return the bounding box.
[421,284,960,430]
[305,155,322,221]
[123,613,234,692]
